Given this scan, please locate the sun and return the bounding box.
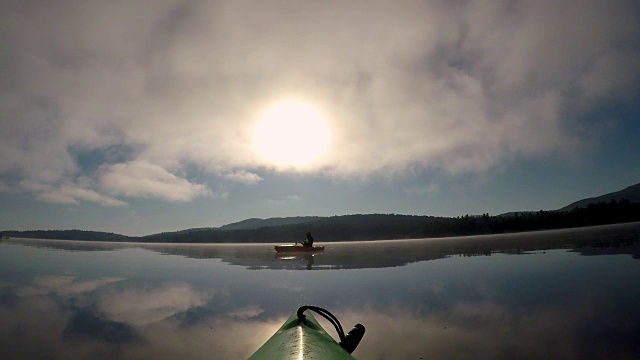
[253,99,331,168]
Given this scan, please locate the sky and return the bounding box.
[1,0,639,236]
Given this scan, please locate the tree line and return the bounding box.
[3,199,639,243]
[139,199,640,243]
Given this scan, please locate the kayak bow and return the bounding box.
[249,306,365,359]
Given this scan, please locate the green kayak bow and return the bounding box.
[249,306,365,359]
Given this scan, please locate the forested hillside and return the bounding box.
[140,200,640,243]
[3,199,639,243]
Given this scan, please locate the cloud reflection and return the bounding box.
[98,284,210,325]
[0,274,278,359]
[63,309,139,344]
[325,300,639,360]
[0,250,639,359]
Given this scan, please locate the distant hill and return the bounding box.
[4,182,640,243]
[559,182,640,211]
[497,211,537,217]
[139,213,449,243]
[1,229,128,242]
[218,216,320,230]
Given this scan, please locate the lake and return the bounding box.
[1,222,639,359]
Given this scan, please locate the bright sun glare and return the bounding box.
[254,99,331,168]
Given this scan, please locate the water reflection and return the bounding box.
[8,222,640,270]
[0,275,274,359]
[1,222,639,359]
[1,258,639,359]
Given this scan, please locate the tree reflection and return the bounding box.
[1,224,639,359]
[9,222,640,270]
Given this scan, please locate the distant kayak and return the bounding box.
[249,306,364,360]
[274,244,325,252]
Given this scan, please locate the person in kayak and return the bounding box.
[301,232,314,247]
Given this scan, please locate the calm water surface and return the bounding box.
[1,223,639,359]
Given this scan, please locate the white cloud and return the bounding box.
[0,0,638,199]
[51,183,128,206]
[222,170,262,185]
[20,179,128,206]
[99,161,212,202]
[37,191,80,205]
[266,195,302,205]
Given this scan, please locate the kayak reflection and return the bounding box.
[275,252,321,270]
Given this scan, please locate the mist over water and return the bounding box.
[1,223,639,359]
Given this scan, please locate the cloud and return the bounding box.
[19,179,128,206]
[0,0,638,204]
[222,170,262,185]
[266,195,302,205]
[50,183,128,206]
[98,161,212,202]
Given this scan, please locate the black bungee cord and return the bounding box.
[296,305,365,354]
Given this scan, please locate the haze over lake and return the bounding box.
[1,222,639,359]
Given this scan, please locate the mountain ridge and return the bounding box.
[218,216,321,231]
[2,181,639,241]
[559,183,640,211]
